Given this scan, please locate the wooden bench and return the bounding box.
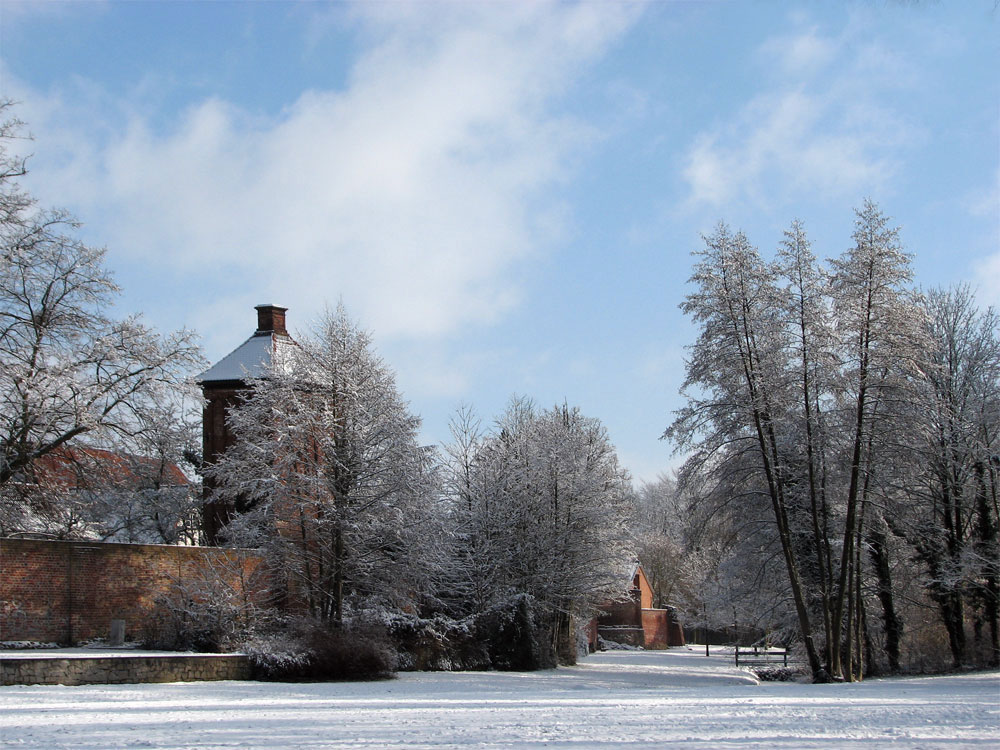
[734,645,790,667]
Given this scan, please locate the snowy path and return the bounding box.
[1,648,997,749]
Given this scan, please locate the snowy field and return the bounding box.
[1,648,997,749]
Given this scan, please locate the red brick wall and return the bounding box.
[201,385,245,544]
[640,608,686,648]
[641,609,670,649]
[597,598,641,629]
[635,570,654,610]
[0,538,263,645]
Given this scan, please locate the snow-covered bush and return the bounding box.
[386,595,560,672]
[143,592,237,652]
[143,551,278,652]
[476,593,556,671]
[598,636,644,651]
[244,618,397,681]
[385,613,490,672]
[749,665,807,682]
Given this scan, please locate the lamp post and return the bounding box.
[704,601,709,657]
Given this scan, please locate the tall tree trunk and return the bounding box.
[333,524,344,626]
[868,525,902,673]
[944,590,966,668]
[974,460,999,667]
[863,595,878,677]
[852,515,865,681]
[798,311,834,670]
[831,357,869,679]
[845,552,857,682]
[940,474,968,667]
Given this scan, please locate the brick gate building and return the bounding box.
[593,565,685,649]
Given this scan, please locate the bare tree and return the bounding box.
[445,398,634,663]
[0,104,204,535]
[903,285,1000,667]
[207,305,440,627]
[826,200,923,679]
[667,222,828,680]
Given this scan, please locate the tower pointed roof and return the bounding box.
[197,304,296,384]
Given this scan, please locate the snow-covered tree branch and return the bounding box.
[0,103,205,538]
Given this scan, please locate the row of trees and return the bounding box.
[205,307,634,663]
[666,203,999,681]
[0,103,636,666]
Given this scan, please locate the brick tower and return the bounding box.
[196,304,294,545]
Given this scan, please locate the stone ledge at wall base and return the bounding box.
[0,654,252,686]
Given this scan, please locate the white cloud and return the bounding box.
[966,170,1000,309]
[759,27,836,76]
[682,25,917,211]
[972,252,1000,310]
[6,3,638,346]
[967,169,999,220]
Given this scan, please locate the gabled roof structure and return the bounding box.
[29,446,190,490]
[197,304,296,385]
[590,562,686,650]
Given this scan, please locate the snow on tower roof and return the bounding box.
[196,334,276,383]
[196,305,296,384]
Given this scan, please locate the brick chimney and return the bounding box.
[255,304,288,336]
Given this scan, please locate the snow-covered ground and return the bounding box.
[1,647,997,749]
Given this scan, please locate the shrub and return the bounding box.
[143,551,278,652]
[388,596,560,672]
[476,594,556,671]
[245,618,397,681]
[387,613,490,672]
[143,593,229,652]
[598,636,644,651]
[750,665,807,682]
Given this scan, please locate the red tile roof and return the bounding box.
[29,446,190,490]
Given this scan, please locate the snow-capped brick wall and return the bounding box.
[0,538,264,645]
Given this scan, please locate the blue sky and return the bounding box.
[1,1,997,483]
